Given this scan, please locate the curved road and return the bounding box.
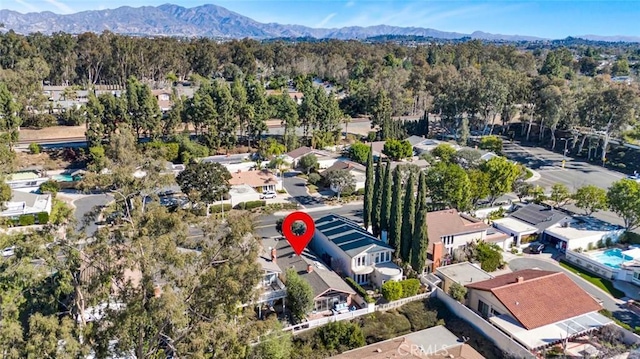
[509,257,640,328]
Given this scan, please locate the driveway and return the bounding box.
[73,194,113,235]
[508,257,640,328]
[282,172,325,208]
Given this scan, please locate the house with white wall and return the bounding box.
[1,190,52,220]
[310,214,402,287]
[465,269,611,352]
[321,160,366,191]
[543,217,625,252]
[426,209,490,272]
[283,146,339,169]
[228,170,282,193]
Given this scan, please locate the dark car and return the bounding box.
[528,242,545,254]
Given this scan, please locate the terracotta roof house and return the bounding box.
[465,269,611,351]
[229,170,281,193]
[330,325,484,359]
[425,209,494,272]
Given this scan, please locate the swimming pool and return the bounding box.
[590,249,634,269]
[52,174,79,182]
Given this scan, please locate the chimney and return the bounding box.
[516,276,524,283]
[307,264,313,273]
[271,248,277,263]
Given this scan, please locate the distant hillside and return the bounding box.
[0,3,544,41]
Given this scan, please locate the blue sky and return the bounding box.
[6,0,640,39]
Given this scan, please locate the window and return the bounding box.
[385,252,390,262]
[491,308,501,317]
[374,253,381,264]
[634,272,640,282]
[478,300,490,317]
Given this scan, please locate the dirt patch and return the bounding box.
[19,126,86,142]
[15,150,78,171]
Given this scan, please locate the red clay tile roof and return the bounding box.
[229,170,278,188]
[426,209,489,244]
[466,270,602,330]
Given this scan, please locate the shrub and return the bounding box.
[307,173,322,185]
[39,180,60,196]
[361,311,411,343]
[37,212,49,224]
[147,141,180,162]
[400,279,421,297]
[209,203,232,214]
[597,239,605,248]
[605,237,613,247]
[29,142,41,154]
[381,280,403,301]
[448,282,467,302]
[356,188,365,195]
[587,243,594,251]
[316,321,365,352]
[397,301,439,331]
[19,215,35,226]
[345,277,374,303]
[244,200,266,210]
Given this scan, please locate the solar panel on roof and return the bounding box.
[512,205,554,225]
[332,232,364,245]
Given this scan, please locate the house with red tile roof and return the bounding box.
[464,269,612,351]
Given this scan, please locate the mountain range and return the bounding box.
[1,3,639,43]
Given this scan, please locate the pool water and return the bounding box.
[52,174,78,182]
[590,249,634,269]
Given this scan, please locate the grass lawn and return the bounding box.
[559,260,626,299]
[307,184,318,194]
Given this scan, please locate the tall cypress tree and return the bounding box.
[363,145,374,231]
[379,162,393,236]
[411,207,429,273]
[400,174,416,262]
[372,156,384,237]
[388,166,403,258]
[411,171,429,272]
[415,170,428,226]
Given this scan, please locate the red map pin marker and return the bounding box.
[282,211,315,256]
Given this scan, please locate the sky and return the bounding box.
[4,0,640,39]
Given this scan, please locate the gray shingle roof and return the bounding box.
[273,238,355,298]
[510,203,571,231]
[315,214,393,258]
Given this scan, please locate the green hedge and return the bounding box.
[37,212,49,224]
[234,200,267,210]
[356,188,365,195]
[400,279,421,297]
[19,215,35,226]
[345,277,375,303]
[209,203,232,214]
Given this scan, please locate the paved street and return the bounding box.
[255,203,363,238]
[508,257,640,328]
[503,141,628,227]
[73,194,113,235]
[282,172,325,208]
[503,141,625,190]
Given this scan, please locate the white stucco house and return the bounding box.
[1,190,53,220]
[283,146,340,169]
[321,160,367,191]
[309,214,403,287]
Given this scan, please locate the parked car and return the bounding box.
[528,242,545,254]
[260,191,277,199]
[2,246,16,257]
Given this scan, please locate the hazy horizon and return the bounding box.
[4,0,640,39]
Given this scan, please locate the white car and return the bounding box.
[2,246,15,257]
[260,191,277,199]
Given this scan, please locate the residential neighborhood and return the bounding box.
[1,12,640,358]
